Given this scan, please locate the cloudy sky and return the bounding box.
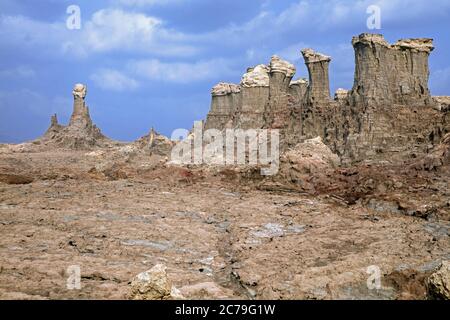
[1,0,449,142]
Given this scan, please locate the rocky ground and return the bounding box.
[0,139,448,300]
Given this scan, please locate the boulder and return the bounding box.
[129,264,184,300]
[427,261,450,300]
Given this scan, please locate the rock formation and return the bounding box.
[350,34,434,107]
[204,83,241,130]
[44,114,63,136]
[427,261,450,300]
[266,55,297,129]
[41,84,109,149]
[301,48,331,105]
[134,127,174,156]
[203,33,450,165]
[236,65,270,129]
[129,264,184,300]
[334,88,349,102]
[433,96,450,112]
[262,136,340,193]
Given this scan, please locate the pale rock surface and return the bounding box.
[72,83,87,99]
[427,261,450,300]
[433,96,450,111]
[282,137,340,174]
[269,55,296,77]
[290,78,308,86]
[334,88,349,101]
[260,137,340,193]
[129,264,183,300]
[241,65,270,88]
[211,82,241,96]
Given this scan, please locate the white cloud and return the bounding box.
[3,1,450,61]
[198,0,450,45]
[74,9,198,57]
[128,58,237,83]
[117,0,183,6]
[0,9,199,59]
[0,14,67,52]
[90,69,140,91]
[0,66,36,78]
[83,9,161,52]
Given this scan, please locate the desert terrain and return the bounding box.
[0,32,449,300]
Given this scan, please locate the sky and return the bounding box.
[0,0,449,143]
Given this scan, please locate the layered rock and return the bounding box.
[204,57,305,136]
[289,78,308,102]
[264,57,305,151]
[236,65,271,129]
[350,33,434,107]
[301,48,332,105]
[203,33,449,165]
[268,56,296,111]
[205,83,241,130]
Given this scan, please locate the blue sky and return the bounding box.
[1,0,449,143]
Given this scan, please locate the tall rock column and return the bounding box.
[350,33,434,107]
[204,83,241,130]
[266,56,297,129]
[268,55,296,106]
[289,78,308,104]
[69,83,93,128]
[301,48,331,105]
[236,65,270,129]
[40,83,107,149]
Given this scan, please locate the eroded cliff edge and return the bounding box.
[204,33,450,165]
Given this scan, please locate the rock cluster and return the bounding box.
[134,127,174,156]
[203,33,450,165]
[350,33,434,107]
[41,84,108,149]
